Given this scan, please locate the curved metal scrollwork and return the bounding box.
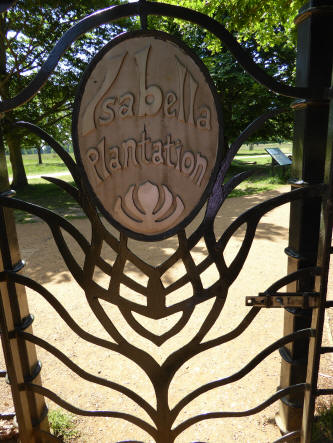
[0,117,326,441]
[0,1,327,442]
[0,0,327,113]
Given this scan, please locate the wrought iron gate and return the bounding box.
[1,1,333,442]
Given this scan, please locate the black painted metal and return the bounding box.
[31,404,49,428]
[0,1,332,442]
[34,430,62,442]
[273,430,301,442]
[275,1,333,436]
[284,246,305,261]
[0,2,326,114]
[279,346,308,366]
[0,412,15,420]
[14,314,34,332]
[19,331,156,421]
[316,389,333,396]
[0,146,326,441]
[0,1,17,14]
[173,384,306,439]
[23,361,42,384]
[299,13,333,436]
[22,383,159,439]
[139,0,148,30]
[14,122,81,184]
[320,346,333,354]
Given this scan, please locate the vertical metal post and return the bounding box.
[275,0,333,436]
[301,72,333,443]
[0,129,49,442]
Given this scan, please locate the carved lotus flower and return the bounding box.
[114,181,184,234]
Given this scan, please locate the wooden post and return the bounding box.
[0,129,49,442]
[275,0,333,436]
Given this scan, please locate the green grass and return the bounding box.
[6,153,73,177]
[232,156,273,166]
[6,144,292,178]
[226,158,290,197]
[11,160,289,223]
[238,142,292,156]
[48,409,79,441]
[312,402,333,442]
[13,178,83,223]
[7,147,291,223]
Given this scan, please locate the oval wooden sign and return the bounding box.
[73,31,223,240]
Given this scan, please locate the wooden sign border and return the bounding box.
[72,30,224,241]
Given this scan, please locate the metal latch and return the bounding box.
[245,292,320,308]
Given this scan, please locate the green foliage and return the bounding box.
[2,0,127,138]
[14,179,81,223]
[205,42,294,144]
[312,402,333,442]
[146,13,295,146]
[0,0,130,187]
[157,0,304,51]
[2,0,300,187]
[48,409,79,441]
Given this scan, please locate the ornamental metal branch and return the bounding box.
[0,2,326,114]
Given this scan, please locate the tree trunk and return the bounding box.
[37,146,42,164]
[7,133,27,189]
[0,13,27,190]
[0,129,9,192]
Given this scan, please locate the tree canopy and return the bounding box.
[0,0,126,189]
[157,0,304,50]
[0,0,303,190]
[149,1,299,147]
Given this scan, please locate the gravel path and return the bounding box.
[1,186,332,442]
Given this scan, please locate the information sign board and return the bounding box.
[265,148,292,166]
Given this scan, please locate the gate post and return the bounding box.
[0,130,49,442]
[275,0,333,435]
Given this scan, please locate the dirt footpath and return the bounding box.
[1,186,333,442]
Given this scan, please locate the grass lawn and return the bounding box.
[6,152,73,177]
[5,144,292,223]
[6,143,292,177]
[9,151,290,223]
[238,142,292,156]
[13,176,84,223]
[226,159,289,197]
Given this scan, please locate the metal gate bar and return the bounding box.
[0,127,326,441]
[301,65,333,441]
[0,1,333,442]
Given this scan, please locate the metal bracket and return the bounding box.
[245,292,320,308]
[284,247,306,261]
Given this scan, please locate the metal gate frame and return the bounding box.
[1,1,333,442]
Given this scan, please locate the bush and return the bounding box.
[312,402,333,442]
[48,409,79,441]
